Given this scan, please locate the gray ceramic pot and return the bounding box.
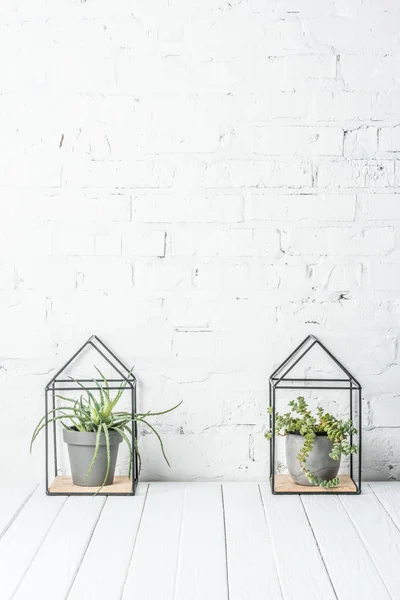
[285,432,340,486]
[63,428,122,487]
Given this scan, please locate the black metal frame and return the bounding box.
[269,335,362,495]
[45,335,138,496]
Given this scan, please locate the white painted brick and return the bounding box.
[286,55,336,82]
[75,258,133,291]
[62,158,176,188]
[172,229,280,257]
[134,259,193,292]
[308,263,363,290]
[15,259,76,293]
[344,128,378,159]
[95,234,122,256]
[341,55,400,91]
[282,227,395,256]
[132,194,244,223]
[173,329,216,359]
[194,263,250,293]
[369,263,400,290]
[370,395,400,428]
[366,194,400,220]
[203,160,311,188]
[234,126,343,157]
[0,227,51,257]
[251,263,309,292]
[314,91,375,122]
[247,194,356,221]
[52,232,95,256]
[380,126,400,152]
[317,160,395,188]
[306,13,400,54]
[122,229,166,257]
[2,0,400,483]
[0,264,15,290]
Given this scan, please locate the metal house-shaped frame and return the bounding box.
[45,335,138,496]
[269,335,362,495]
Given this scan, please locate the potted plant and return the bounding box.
[31,367,181,493]
[265,397,358,488]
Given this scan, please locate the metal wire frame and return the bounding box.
[45,335,138,496]
[269,335,362,495]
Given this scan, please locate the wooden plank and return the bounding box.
[260,483,336,600]
[223,483,281,600]
[0,486,66,600]
[68,483,148,600]
[121,482,185,600]
[369,481,400,529]
[48,475,133,494]
[302,494,391,600]
[0,482,37,539]
[13,495,106,600]
[174,483,229,600]
[340,484,400,599]
[274,474,357,494]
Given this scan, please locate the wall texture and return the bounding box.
[1,0,400,482]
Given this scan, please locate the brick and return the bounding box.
[317,160,395,188]
[0,264,15,290]
[15,259,76,293]
[52,232,95,256]
[314,91,375,122]
[95,234,122,256]
[75,258,133,291]
[194,263,250,292]
[172,228,280,257]
[370,395,400,427]
[286,55,336,82]
[173,329,216,359]
[344,128,378,159]
[380,126,400,152]
[369,263,400,290]
[134,259,193,292]
[247,194,356,221]
[282,227,395,256]
[341,55,400,92]
[3,0,400,484]
[366,194,400,220]
[132,193,244,223]
[203,160,311,188]
[251,263,309,292]
[235,126,343,157]
[122,229,166,257]
[62,158,176,188]
[308,263,363,290]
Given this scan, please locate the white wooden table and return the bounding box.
[0,482,399,600]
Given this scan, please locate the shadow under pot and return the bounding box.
[63,428,122,487]
[285,432,340,486]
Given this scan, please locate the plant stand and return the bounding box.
[269,335,362,495]
[45,335,138,496]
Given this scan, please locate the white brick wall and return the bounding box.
[1,0,400,483]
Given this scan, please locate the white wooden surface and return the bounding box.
[1,482,400,600]
[223,483,281,600]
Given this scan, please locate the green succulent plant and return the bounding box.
[265,396,358,489]
[31,367,181,493]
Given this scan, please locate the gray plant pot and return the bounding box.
[285,432,340,486]
[63,428,122,487]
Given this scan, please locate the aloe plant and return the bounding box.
[31,367,181,492]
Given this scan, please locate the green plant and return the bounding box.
[265,396,358,489]
[31,367,181,492]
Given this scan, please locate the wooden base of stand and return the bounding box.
[274,474,357,493]
[48,475,133,495]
